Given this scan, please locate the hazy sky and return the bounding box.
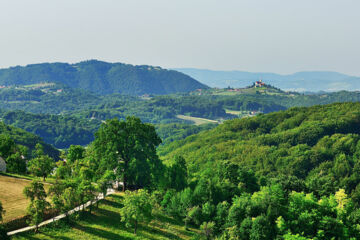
[0,0,359,75]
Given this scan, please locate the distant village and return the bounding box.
[0,82,64,94]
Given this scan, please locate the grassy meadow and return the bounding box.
[12,193,200,240]
[176,115,218,125]
[0,175,50,222]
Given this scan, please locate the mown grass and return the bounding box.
[0,174,52,222]
[176,115,218,126]
[12,194,200,240]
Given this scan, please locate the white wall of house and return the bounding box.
[0,157,6,172]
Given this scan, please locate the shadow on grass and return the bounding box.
[15,230,73,240]
[41,231,73,240]
[100,195,124,208]
[95,207,121,219]
[154,213,182,226]
[73,223,132,240]
[138,224,184,240]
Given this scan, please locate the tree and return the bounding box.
[23,180,50,232]
[76,164,97,213]
[120,189,152,234]
[66,145,85,164]
[93,117,162,191]
[167,155,188,191]
[48,180,79,218]
[96,170,115,204]
[0,200,5,222]
[249,215,272,240]
[28,144,55,181]
[0,201,8,240]
[200,221,216,240]
[0,134,16,159]
[6,152,26,174]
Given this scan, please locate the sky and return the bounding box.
[0,0,359,75]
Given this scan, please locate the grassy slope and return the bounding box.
[0,175,51,222]
[12,194,199,240]
[0,175,32,222]
[160,102,360,177]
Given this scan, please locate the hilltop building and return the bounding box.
[255,79,266,88]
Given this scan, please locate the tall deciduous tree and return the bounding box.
[28,144,55,181]
[23,181,50,232]
[93,117,162,191]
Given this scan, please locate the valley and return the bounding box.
[1,62,360,240]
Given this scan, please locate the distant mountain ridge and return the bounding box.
[0,60,208,95]
[175,68,360,92]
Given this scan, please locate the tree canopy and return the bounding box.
[92,117,162,191]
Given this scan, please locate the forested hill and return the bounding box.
[0,122,59,159]
[0,111,101,149]
[0,60,208,95]
[160,102,360,197]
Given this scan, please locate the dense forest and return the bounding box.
[160,102,360,195]
[156,102,360,239]
[0,60,208,95]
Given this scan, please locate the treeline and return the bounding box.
[0,110,217,149]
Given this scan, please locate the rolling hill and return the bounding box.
[0,60,208,95]
[159,102,360,197]
[175,68,360,92]
[0,122,59,159]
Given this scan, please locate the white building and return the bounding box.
[0,156,6,172]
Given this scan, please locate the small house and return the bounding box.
[0,156,6,172]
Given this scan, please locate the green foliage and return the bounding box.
[1,111,100,148]
[156,102,360,239]
[0,134,27,174]
[0,134,16,159]
[161,103,360,198]
[23,180,50,232]
[120,189,152,234]
[28,144,55,181]
[166,155,188,191]
[6,152,26,174]
[66,145,85,164]
[0,224,9,240]
[0,60,207,95]
[92,117,162,190]
[200,221,215,240]
[249,215,272,240]
[0,122,59,160]
[0,200,4,222]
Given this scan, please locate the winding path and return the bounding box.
[7,189,116,236]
